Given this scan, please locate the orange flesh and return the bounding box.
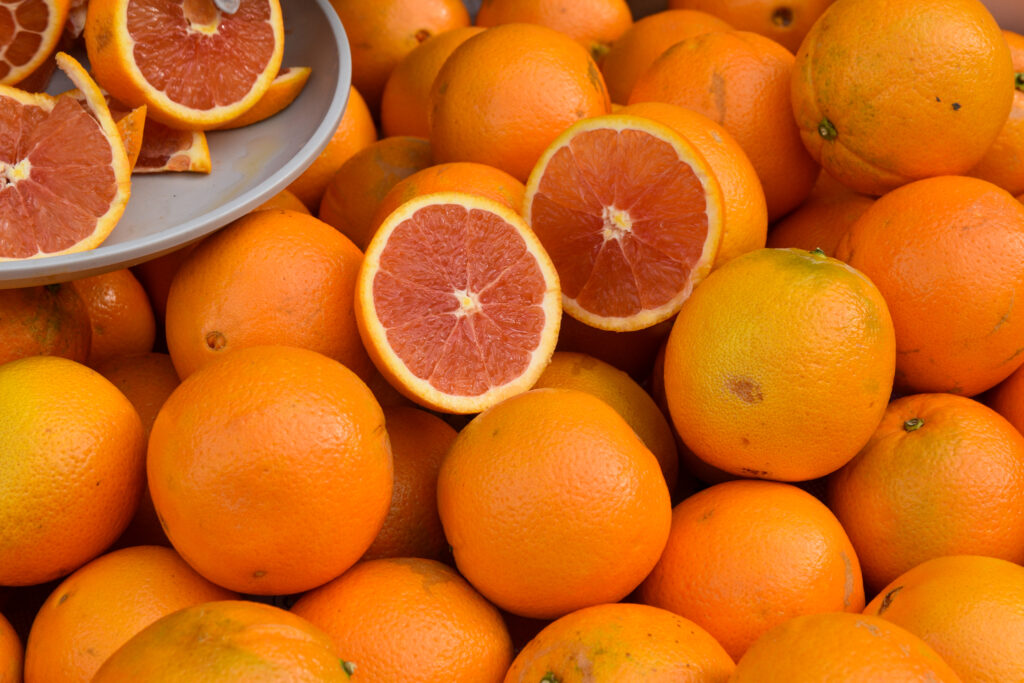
[0,94,116,257]
[134,121,205,172]
[373,203,550,396]
[529,128,710,318]
[127,0,275,109]
[0,0,50,81]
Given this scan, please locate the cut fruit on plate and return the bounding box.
[213,65,310,130]
[83,0,285,130]
[0,52,131,260]
[0,0,71,85]
[132,122,210,174]
[524,114,725,332]
[355,192,562,414]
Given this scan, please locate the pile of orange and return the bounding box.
[3,0,1024,678]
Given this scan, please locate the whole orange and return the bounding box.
[252,187,310,214]
[23,545,236,683]
[988,361,1024,436]
[147,345,393,595]
[0,283,91,366]
[968,30,1024,196]
[429,23,611,181]
[555,313,673,382]
[669,0,835,53]
[130,241,201,325]
[291,557,513,682]
[0,612,19,683]
[70,268,155,367]
[639,480,863,661]
[437,388,671,619]
[791,0,1014,195]
[835,175,1024,396]
[766,171,875,256]
[0,356,145,586]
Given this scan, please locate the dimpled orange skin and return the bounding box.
[147,345,393,595]
[766,171,875,257]
[968,30,1024,196]
[0,612,20,683]
[835,176,1024,397]
[437,388,672,620]
[0,284,91,366]
[71,268,156,368]
[866,555,1024,683]
[430,23,611,182]
[791,0,1014,196]
[669,0,835,54]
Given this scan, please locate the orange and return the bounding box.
[835,175,1024,396]
[791,0,1014,195]
[318,136,433,250]
[329,0,469,112]
[437,388,671,619]
[213,65,310,130]
[533,351,679,494]
[968,30,1024,196]
[0,355,145,586]
[91,600,347,682]
[286,85,377,210]
[112,102,145,169]
[0,0,70,84]
[429,23,611,182]
[0,611,20,683]
[23,545,237,683]
[639,479,865,661]
[165,209,372,382]
[380,26,483,138]
[629,30,818,221]
[600,9,732,105]
[505,602,735,682]
[619,101,768,268]
[362,406,456,562]
[988,361,1024,436]
[669,0,835,54]
[766,171,875,256]
[0,53,130,258]
[70,268,155,367]
[355,192,561,414]
[132,123,210,174]
[664,248,895,481]
[555,313,672,382]
[0,283,90,365]
[252,187,309,214]
[130,241,201,325]
[291,558,513,682]
[730,612,961,681]
[148,345,392,595]
[866,555,1024,683]
[84,0,284,129]
[828,393,1024,593]
[474,0,633,62]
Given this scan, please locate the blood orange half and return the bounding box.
[84,0,284,130]
[0,52,131,260]
[524,114,725,331]
[0,0,71,85]
[355,192,562,414]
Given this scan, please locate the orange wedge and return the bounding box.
[0,0,71,85]
[133,122,210,174]
[213,65,310,130]
[355,192,562,414]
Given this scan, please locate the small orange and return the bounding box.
[23,545,236,683]
[130,241,201,325]
[0,611,20,683]
[639,479,865,661]
[291,558,513,682]
[0,283,91,366]
[968,30,1024,196]
[669,0,835,54]
[70,268,155,367]
[766,171,875,256]
[555,313,673,381]
[251,187,310,214]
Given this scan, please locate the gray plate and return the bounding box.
[0,0,351,288]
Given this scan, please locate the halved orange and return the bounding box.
[213,65,310,130]
[524,114,725,331]
[0,52,131,260]
[0,0,71,85]
[84,0,284,130]
[355,192,562,414]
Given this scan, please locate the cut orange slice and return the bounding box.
[355,192,562,414]
[0,52,131,260]
[133,122,210,174]
[213,65,310,130]
[84,0,284,130]
[524,114,726,332]
[0,0,71,85]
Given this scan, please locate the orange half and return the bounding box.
[0,0,71,84]
[524,114,725,331]
[355,192,562,414]
[213,65,310,130]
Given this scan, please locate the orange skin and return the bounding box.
[791,0,1014,196]
[866,555,1024,683]
[0,356,145,586]
[329,0,469,111]
[835,175,1024,396]
[430,23,611,182]
[252,188,310,214]
[130,241,201,325]
[92,600,347,682]
[292,558,513,682]
[165,209,373,382]
[731,612,961,682]
[23,546,236,683]
[318,136,434,251]
[968,30,1024,196]
[505,602,735,683]
[987,360,1024,436]
[669,0,835,54]
[437,388,672,620]
[766,171,875,256]
[361,406,456,562]
[828,393,1024,594]
[380,27,484,138]
[0,612,21,683]
[0,283,91,366]
[640,480,865,662]
[629,30,819,220]
[147,345,393,596]
[71,269,155,367]
[555,313,672,382]
[600,9,732,105]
